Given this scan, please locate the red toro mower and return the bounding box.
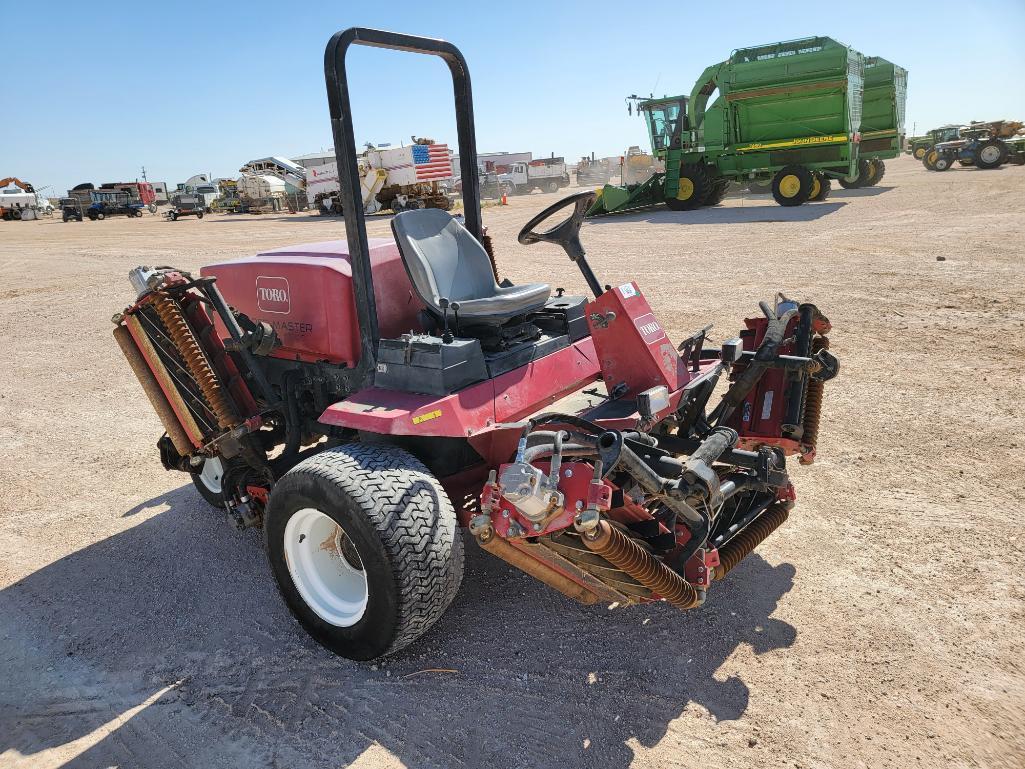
[112,28,839,661]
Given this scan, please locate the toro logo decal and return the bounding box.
[634,313,666,345]
[256,276,290,314]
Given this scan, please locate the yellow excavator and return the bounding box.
[0,177,37,220]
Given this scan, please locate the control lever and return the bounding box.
[439,297,453,344]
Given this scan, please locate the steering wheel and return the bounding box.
[517,191,596,262]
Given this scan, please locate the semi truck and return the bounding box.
[588,36,866,215]
[498,157,571,195]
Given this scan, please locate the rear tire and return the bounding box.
[974,139,1008,170]
[809,173,831,201]
[838,158,872,188]
[866,159,885,186]
[547,180,559,193]
[664,163,711,210]
[265,443,463,660]
[771,164,813,206]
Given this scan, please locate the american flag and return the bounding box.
[411,143,452,181]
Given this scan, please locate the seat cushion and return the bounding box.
[392,209,551,323]
[452,282,552,320]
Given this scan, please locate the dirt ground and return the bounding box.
[1,155,1023,769]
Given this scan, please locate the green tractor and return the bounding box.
[588,36,866,216]
[922,120,1025,172]
[906,124,963,161]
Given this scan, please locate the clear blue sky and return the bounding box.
[3,0,1023,196]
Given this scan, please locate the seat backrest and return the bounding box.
[391,209,498,311]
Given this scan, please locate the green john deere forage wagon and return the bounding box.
[850,56,908,188]
[588,36,866,215]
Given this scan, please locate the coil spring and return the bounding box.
[482,232,499,282]
[583,521,698,609]
[150,293,237,430]
[714,502,791,580]
[801,335,829,464]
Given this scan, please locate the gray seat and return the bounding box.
[391,209,551,325]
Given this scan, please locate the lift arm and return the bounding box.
[0,177,35,193]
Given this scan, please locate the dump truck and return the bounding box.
[498,157,571,195]
[588,36,865,215]
[845,56,907,188]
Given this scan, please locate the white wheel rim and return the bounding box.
[284,508,369,627]
[980,146,1001,163]
[199,457,224,494]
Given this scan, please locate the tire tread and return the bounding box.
[278,444,463,656]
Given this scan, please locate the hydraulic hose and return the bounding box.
[686,426,739,468]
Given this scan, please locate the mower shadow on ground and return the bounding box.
[827,185,895,198]
[587,200,845,226]
[0,484,797,769]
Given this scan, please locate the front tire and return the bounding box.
[704,177,730,206]
[839,158,873,188]
[665,163,711,210]
[933,153,954,171]
[913,146,928,160]
[265,444,463,660]
[191,456,225,507]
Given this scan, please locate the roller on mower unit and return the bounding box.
[111,28,841,661]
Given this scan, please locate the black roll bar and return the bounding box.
[324,28,482,386]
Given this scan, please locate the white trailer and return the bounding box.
[498,158,571,195]
[309,142,453,215]
[236,173,286,199]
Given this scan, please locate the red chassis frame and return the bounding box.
[320,280,725,520]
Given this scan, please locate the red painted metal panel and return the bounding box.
[201,238,423,366]
[318,380,497,437]
[492,338,600,423]
[587,282,690,396]
[318,338,601,445]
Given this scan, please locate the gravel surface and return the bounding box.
[1,156,1023,768]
